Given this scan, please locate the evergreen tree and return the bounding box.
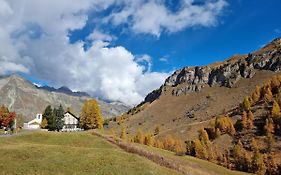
[54,104,64,131]
[42,105,54,130]
[80,99,104,130]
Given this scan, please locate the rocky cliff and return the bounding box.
[144,38,281,103]
[0,74,130,121]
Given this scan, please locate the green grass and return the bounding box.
[0,131,180,175]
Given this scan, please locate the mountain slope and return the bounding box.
[0,74,129,121]
[111,37,281,140]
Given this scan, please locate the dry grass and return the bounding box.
[93,131,250,175]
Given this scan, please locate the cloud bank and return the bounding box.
[0,0,227,105]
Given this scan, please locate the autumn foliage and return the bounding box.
[0,105,16,128]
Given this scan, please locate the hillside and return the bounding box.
[0,131,250,175]
[0,131,180,175]
[109,37,281,140]
[0,74,129,121]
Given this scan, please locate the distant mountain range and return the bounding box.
[37,85,90,97]
[0,74,130,121]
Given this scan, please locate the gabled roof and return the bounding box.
[64,111,79,120]
[29,121,40,125]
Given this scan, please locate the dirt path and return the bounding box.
[92,131,227,175]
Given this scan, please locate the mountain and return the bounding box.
[37,85,90,97]
[0,74,130,121]
[111,37,281,140]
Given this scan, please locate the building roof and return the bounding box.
[29,121,40,125]
[64,111,79,120]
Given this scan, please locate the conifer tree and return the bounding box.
[242,96,252,111]
[40,118,48,129]
[233,140,251,171]
[250,138,259,152]
[271,100,280,118]
[120,126,127,140]
[185,140,195,156]
[134,129,145,144]
[247,111,254,129]
[252,85,261,103]
[241,111,248,129]
[154,125,160,135]
[265,133,274,153]
[43,105,54,130]
[194,139,207,159]
[264,118,274,135]
[80,99,104,129]
[264,87,273,103]
[174,139,185,156]
[163,135,175,151]
[251,150,266,175]
[198,128,210,146]
[265,155,279,175]
[144,133,154,146]
[270,76,280,93]
[215,128,221,138]
[54,104,64,131]
[155,139,164,149]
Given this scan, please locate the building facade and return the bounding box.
[62,111,79,131]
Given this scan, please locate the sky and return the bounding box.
[0,0,281,105]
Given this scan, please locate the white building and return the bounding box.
[62,111,80,132]
[24,112,81,131]
[24,114,43,129]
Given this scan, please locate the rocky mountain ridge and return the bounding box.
[37,85,90,97]
[0,74,129,121]
[144,38,281,103]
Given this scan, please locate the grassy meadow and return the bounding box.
[0,131,180,175]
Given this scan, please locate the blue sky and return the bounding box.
[0,0,281,105]
[70,0,281,72]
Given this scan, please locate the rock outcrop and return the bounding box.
[143,38,281,102]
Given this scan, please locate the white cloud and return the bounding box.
[135,54,152,72]
[106,0,227,36]
[0,0,170,105]
[0,0,226,105]
[87,30,116,42]
[159,56,169,62]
